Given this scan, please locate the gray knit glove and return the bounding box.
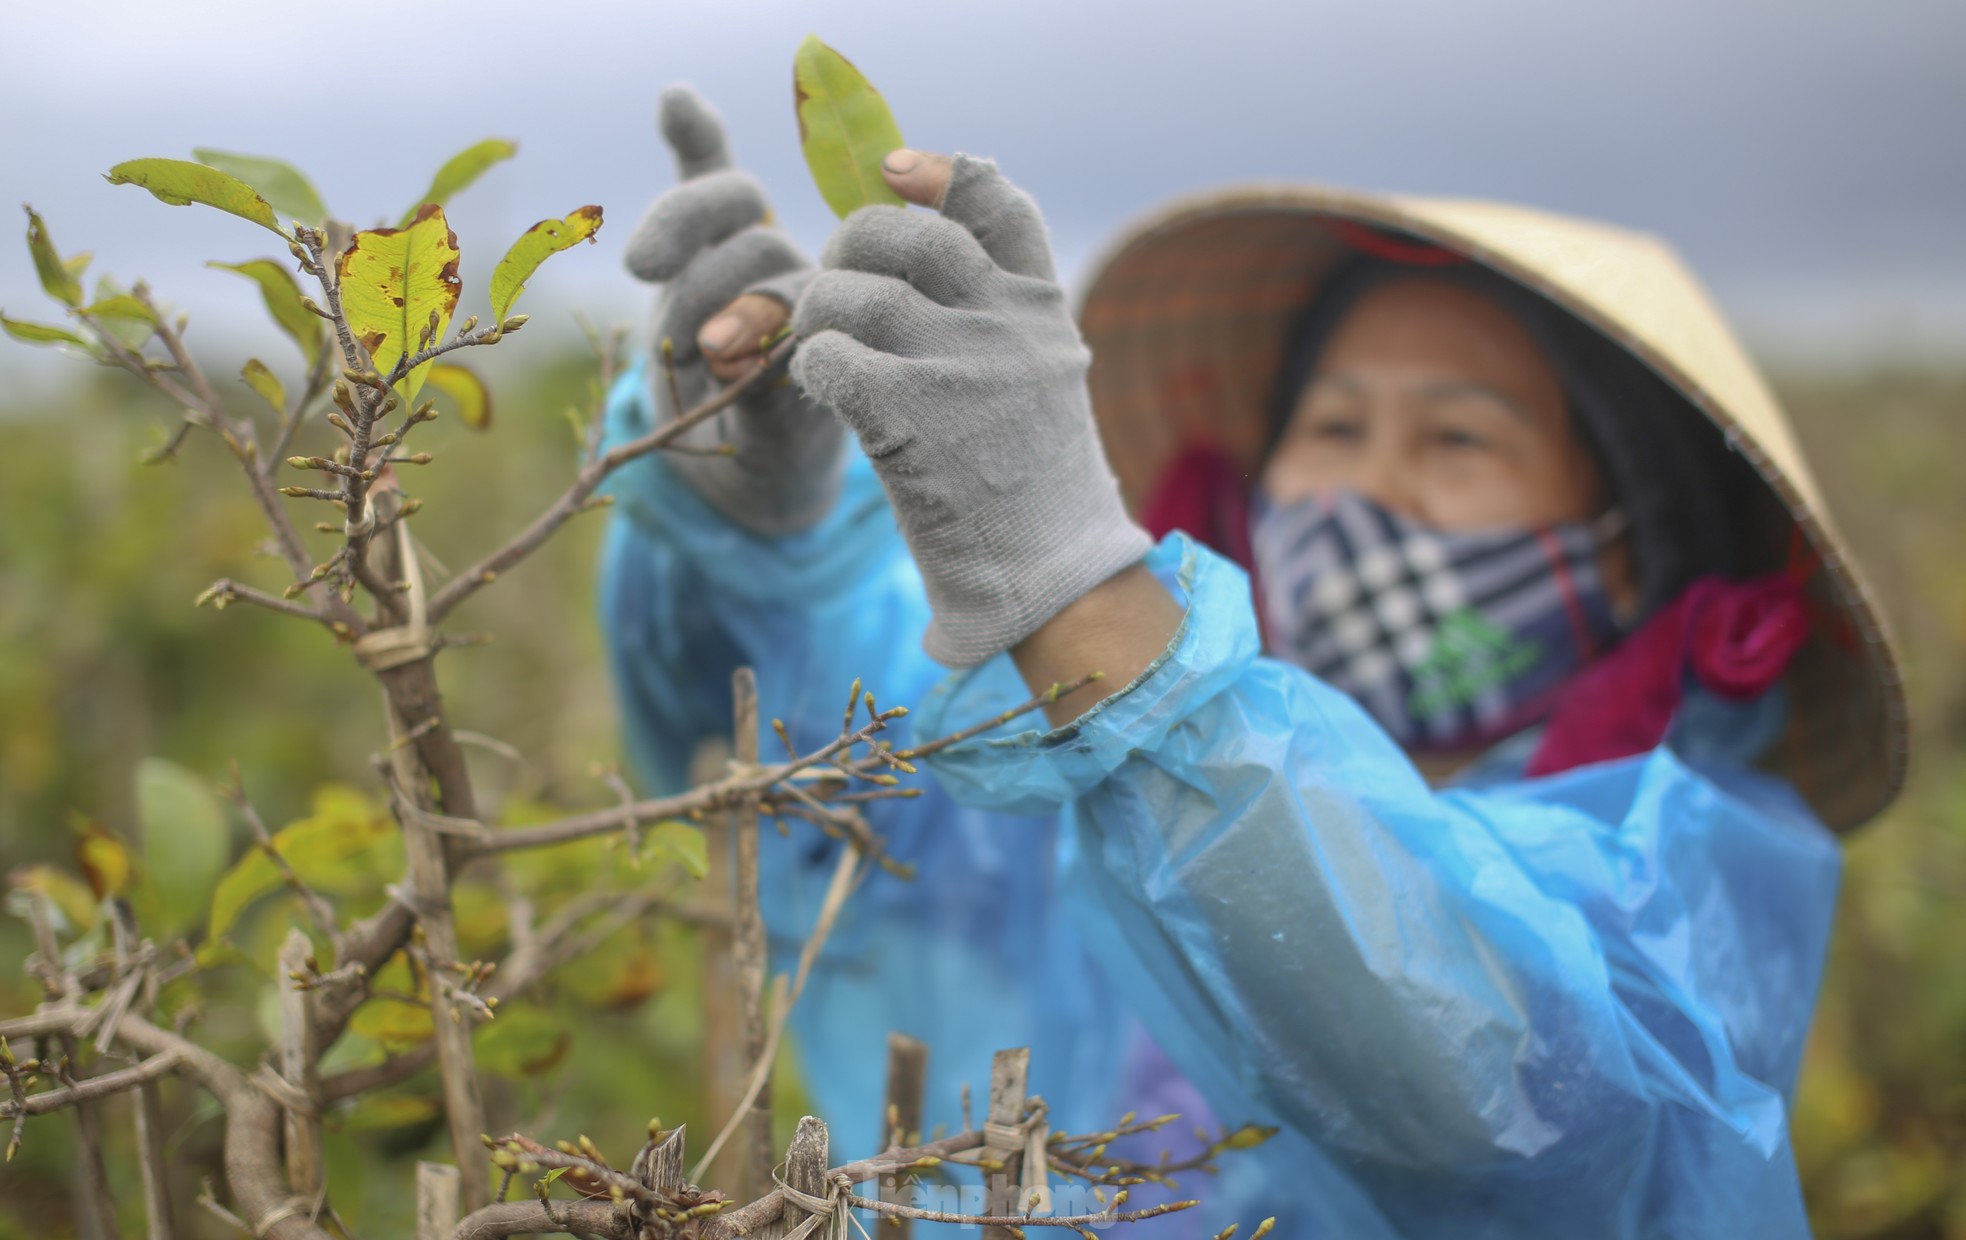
[789,156,1152,667]
[622,86,845,537]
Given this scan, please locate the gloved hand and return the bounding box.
[622,86,846,537]
[789,154,1153,667]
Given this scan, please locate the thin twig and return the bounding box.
[194,579,333,627]
[0,1050,181,1120]
[842,1193,1198,1229]
[464,699,903,857]
[220,763,341,945]
[425,335,796,626]
[894,673,1106,764]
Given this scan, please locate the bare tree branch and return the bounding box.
[0,1050,180,1120]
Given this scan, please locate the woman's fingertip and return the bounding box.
[882,149,922,175]
[699,314,743,354]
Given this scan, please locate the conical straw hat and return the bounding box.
[1075,184,1908,832]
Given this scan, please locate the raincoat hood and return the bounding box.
[1075,184,1906,832]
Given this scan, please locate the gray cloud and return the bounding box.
[4,0,1961,395]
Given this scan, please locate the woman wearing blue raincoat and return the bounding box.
[597,87,1908,1239]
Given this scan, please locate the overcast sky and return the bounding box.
[2,0,1961,397]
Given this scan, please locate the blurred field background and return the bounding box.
[3,0,1962,1227]
[0,337,1960,1236]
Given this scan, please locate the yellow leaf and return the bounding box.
[335,204,460,403]
[8,864,99,932]
[1211,1124,1279,1153]
[72,818,132,900]
[106,158,287,237]
[423,362,491,431]
[488,207,602,327]
[794,35,908,220]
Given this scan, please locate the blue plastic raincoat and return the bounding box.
[597,361,1841,1239]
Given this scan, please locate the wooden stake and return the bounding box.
[639,1124,687,1194]
[879,1033,928,1240]
[766,1115,829,1240]
[982,1048,1030,1240]
[415,1162,460,1240]
[699,794,741,1190]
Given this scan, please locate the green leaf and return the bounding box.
[190,148,328,228]
[24,206,83,306]
[241,359,284,412]
[106,158,288,237]
[475,1004,572,1079]
[422,362,491,430]
[208,259,327,369]
[794,35,908,219]
[488,206,602,326]
[347,995,434,1048]
[399,138,518,227]
[348,954,433,1048]
[646,820,708,879]
[565,938,666,1009]
[1,311,92,350]
[335,204,460,403]
[134,757,232,938]
[205,784,395,946]
[201,850,279,963]
[79,287,157,351]
[338,1093,443,1132]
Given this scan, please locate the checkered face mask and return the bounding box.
[1251,489,1627,751]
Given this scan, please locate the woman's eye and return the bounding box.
[1307,419,1362,443]
[1432,427,1489,452]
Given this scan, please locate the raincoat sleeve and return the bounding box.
[919,531,1843,1232]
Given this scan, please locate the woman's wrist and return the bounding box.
[1010,559,1184,727]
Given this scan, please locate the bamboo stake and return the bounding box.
[732,668,772,1203]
